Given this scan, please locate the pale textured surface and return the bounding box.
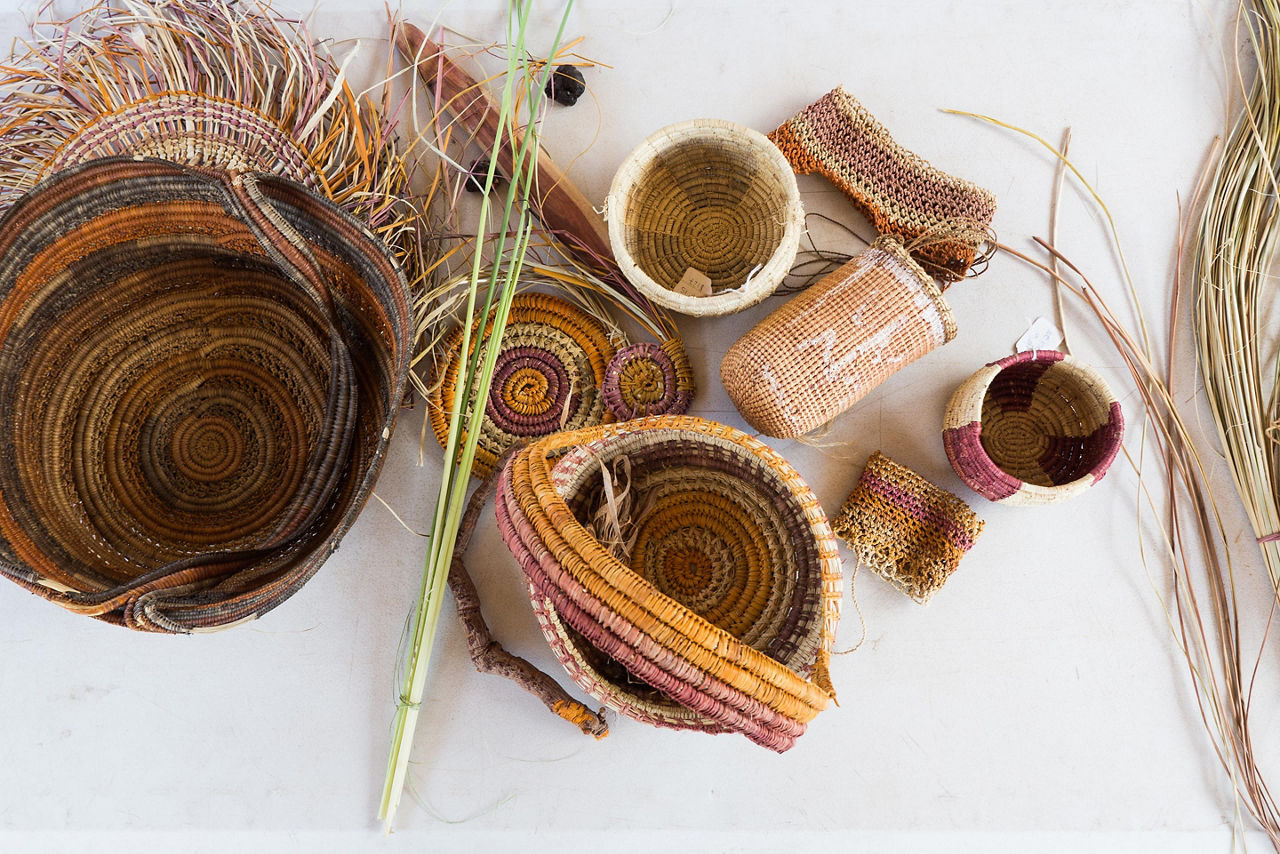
[1,0,1276,851]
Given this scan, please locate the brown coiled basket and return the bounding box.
[0,158,410,632]
[495,416,841,752]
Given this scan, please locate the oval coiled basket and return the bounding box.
[0,158,410,632]
[494,416,841,752]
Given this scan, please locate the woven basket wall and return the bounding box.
[606,119,804,316]
[942,350,1124,506]
[721,236,956,438]
[496,416,841,752]
[0,158,410,631]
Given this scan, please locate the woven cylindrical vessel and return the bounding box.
[606,119,804,316]
[496,416,841,752]
[943,350,1124,506]
[0,158,410,631]
[720,236,956,438]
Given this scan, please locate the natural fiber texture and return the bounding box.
[0,158,410,632]
[832,452,983,604]
[494,416,841,752]
[769,86,996,282]
[0,0,418,285]
[600,339,695,421]
[721,236,956,439]
[943,350,1123,506]
[606,119,804,316]
[429,293,619,479]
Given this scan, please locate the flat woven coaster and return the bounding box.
[832,452,984,604]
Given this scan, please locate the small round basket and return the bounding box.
[942,350,1124,506]
[0,158,410,632]
[606,119,804,317]
[496,416,840,752]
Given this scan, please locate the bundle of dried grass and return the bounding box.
[1191,0,1280,599]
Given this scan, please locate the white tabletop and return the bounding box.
[2,0,1275,851]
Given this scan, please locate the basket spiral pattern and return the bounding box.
[599,340,695,421]
[0,158,410,631]
[606,119,804,316]
[429,293,618,479]
[943,350,1124,506]
[495,416,841,752]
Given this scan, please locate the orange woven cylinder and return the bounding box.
[720,236,956,438]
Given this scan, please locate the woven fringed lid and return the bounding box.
[606,119,804,316]
[0,159,410,631]
[496,416,841,752]
[943,350,1124,506]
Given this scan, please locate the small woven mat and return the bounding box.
[832,452,983,604]
[769,86,996,283]
[721,236,955,438]
[943,350,1124,506]
[0,158,410,631]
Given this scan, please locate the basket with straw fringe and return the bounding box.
[0,0,419,283]
[0,158,410,632]
[493,416,841,752]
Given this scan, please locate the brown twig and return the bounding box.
[447,447,608,739]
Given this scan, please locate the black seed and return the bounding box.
[545,64,586,107]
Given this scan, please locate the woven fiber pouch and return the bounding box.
[606,119,804,316]
[720,235,956,439]
[494,416,841,752]
[943,350,1124,506]
[0,159,410,632]
[832,452,983,604]
[768,86,996,283]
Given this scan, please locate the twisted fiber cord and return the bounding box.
[0,158,409,631]
[721,236,955,439]
[768,86,996,283]
[428,292,618,479]
[943,350,1123,506]
[494,417,840,751]
[832,452,984,605]
[446,445,608,738]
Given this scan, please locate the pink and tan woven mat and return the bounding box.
[832,452,984,604]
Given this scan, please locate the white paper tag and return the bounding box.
[1015,316,1064,353]
[674,267,712,297]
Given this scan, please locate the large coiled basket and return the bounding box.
[496,416,841,752]
[0,158,410,631]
